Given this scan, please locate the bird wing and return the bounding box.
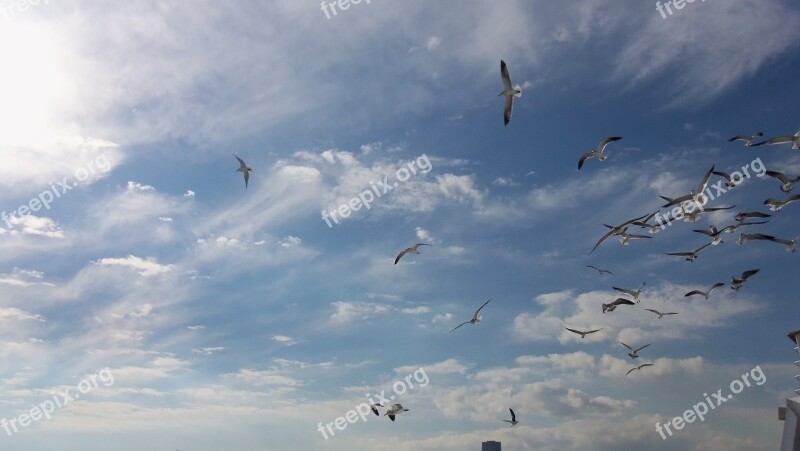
[613,287,635,297]
[234,154,247,169]
[766,170,791,184]
[565,328,583,335]
[625,367,637,376]
[613,298,635,306]
[712,170,732,181]
[639,363,654,369]
[587,328,602,334]
[243,170,249,188]
[394,249,411,265]
[754,136,793,146]
[619,341,633,351]
[473,299,491,319]
[509,408,516,422]
[388,414,395,422]
[709,282,725,291]
[694,242,712,254]
[635,343,651,352]
[450,321,470,332]
[684,290,704,298]
[598,136,622,152]
[728,135,750,142]
[503,95,514,126]
[665,251,691,257]
[590,229,615,254]
[644,309,661,315]
[741,269,760,280]
[500,60,513,91]
[578,151,594,170]
[695,164,716,195]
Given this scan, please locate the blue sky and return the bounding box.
[0,0,799,450]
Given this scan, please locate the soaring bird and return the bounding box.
[684,283,725,301]
[693,226,724,245]
[586,265,614,275]
[738,233,798,252]
[620,342,651,359]
[619,231,652,245]
[394,243,431,265]
[753,131,800,149]
[731,269,760,290]
[734,211,771,222]
[764,194,800,212]
[712,170,740,189]
[384,404,409,422]
[644,309,678,319]
[728,132,764,146]
[450,299,491,331]
[499,60,522,126]
[720,221,769,234]
[234,154,252,189]
[665,242,712,262]
[590,212,651,253]
[660,165,715,207]
[565,327,603,339]
[613,282,645,303]
[578,136,622,170]
[765,170,800,193]
[501,408,519,427]
[602,298,635,314]
[626,363,654,376]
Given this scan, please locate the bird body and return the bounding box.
[499,60,522,126]
[384,404,409,422]
[234,155,252,189]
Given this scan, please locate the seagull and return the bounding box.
[370,403,383,416]
[450,299,491,331]
[765,170,800,193]
[620,341,651,359]
[712,170,740,189]
[765,194,800,212]
[681,205,735,223]
[586,265,614,275]
[619,231,652,245]
[660,165,715,207]
[626,363,654,376]
[499,60,522,126]
[234,154,252,189]
[693,226,724,245]
[734,211,771,222]
[602,298,635,314]
[631,211,663,235]
[578,137,622,170]
[384,404,409,422]
[737,233,799,252]
[731,269,759,290]
[565,327,603,339]
[720,220,769,234]
[728,132,764,146]
[665,242,712,262]
[684,283,725,301]
[590,212,651,253]
[394,243,431,265]
[613,282,645,303]
[753,131,800,149]
[501,408,519,427]
[644,309,678,319]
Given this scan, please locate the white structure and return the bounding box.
[779,329,800,451]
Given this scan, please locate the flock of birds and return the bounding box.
[228,61,797,428]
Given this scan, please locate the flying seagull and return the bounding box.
[590,212,651,254]
[234,154,252,189]
[693,226,724,245]
[682,205,735,223]
[626,363,654,376]
[384,404,409,422]
[450,299,491,331]
[712,170,741,189]
[613,282,645,303]
[620,341,651,359]
[644,309,678,319]
[684,283,725,301]
[565,327,603,339]
[765,194,800,212]
[720,220,769,234]
[370,403,383,416]
[738,233,799,252]
[586,265,614,275]
[765,170,800,193]
[501,408,519,427]
[499,60,522,126]
[660,165,715,207]
[578,136,622,170]
[602,298,635,314]
[631,211,663,235]
[394,243,431,265]
[728,132,764,146]
[753,131,800,149]
[665,242,712,262]
[731,269,759,290]
[734,211,771,222]
[619,231,652,245]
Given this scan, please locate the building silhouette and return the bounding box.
[482,440,501,451]
[779,329,800,451]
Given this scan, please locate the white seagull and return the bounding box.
[394,243,431,265]
[590,212,652,254]
[565,327,603,339]
[753,131,800,149]
[578,136,622,170]
[734,211,771,222]
[602,298,635,314]
[620,341,651,359]
[450,299,491,331]
[619,231,652,245]
[499,60,522,126]
[684,282,725,301]
[765,170,800,193]
[764,194,800,212]
[501,408,519,427]
[384,404,409,422]
[586,265,614,275]
[737,233,799,252]
[665,242,712,262]
[234,154,252,189]
[728,132,764,146]
[626,363,654,376]
[731,269,760,290]
[644,309,678,319]
[613,282,646,303]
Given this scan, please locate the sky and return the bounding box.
[0,0,799,450]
